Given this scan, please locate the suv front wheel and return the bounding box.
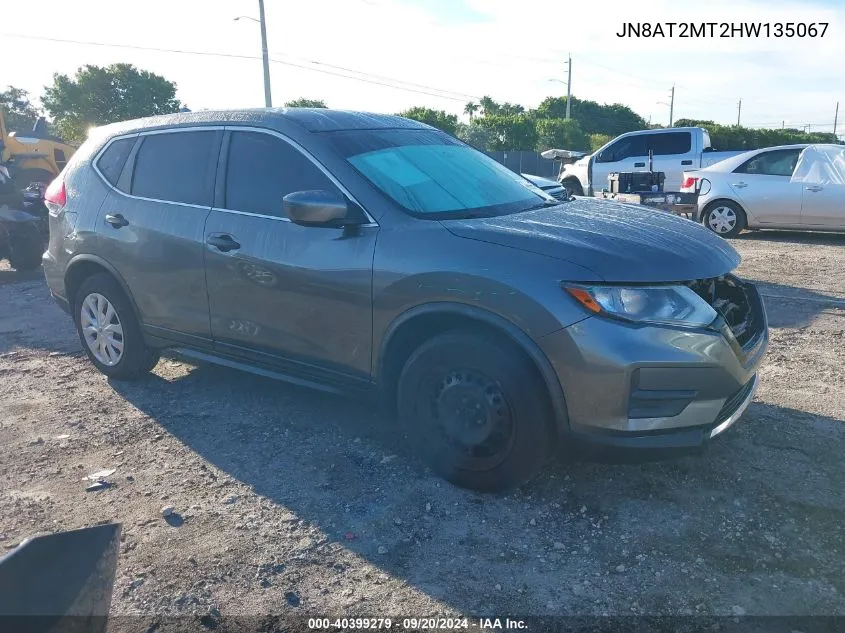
[397,329,554,491]
[74,273,159,379]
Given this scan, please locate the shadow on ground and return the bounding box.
[108,360,845,615]
[737,230,845,246]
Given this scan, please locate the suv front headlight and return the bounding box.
[564,284,717,328]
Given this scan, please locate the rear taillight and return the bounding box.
[681,176,699,191]
[44,178,67,213]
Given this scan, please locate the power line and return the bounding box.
[0,32,479,103]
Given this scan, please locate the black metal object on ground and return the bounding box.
[0,523,121,633]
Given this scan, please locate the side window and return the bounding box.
[131,131,217,205]
[734,149,801,177]
[224,131,339,217]
[598,135,647,163]
[649,132,691,155]
[96,137,135,187]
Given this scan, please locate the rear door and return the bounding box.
[728,148,804,225]
[94,127,221,343]
[203,128,378,383]
[591,134,648,193]
[647,131,693,191]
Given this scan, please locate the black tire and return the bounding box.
[397,329,554,492]
[702,200,746,238]
[7,224,44,271]
[73,273,155,380]
[561,178,584,197]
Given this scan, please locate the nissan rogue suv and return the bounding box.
[42,109,768,491]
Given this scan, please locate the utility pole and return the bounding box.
[736,99,742,126]
[565,54,572,120]
[834,102,840,137]
[668,85,675,127]
[258,0,273,107]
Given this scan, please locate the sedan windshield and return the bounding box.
[327,129,550,218]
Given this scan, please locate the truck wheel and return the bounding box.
[562,178,584,197]
[7,225,44,271]
[74,273,156,380]
[703,200,746,238]
[397,329,554,492]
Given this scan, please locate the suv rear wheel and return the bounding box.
[397,329,554,491]
[74,273,159,379]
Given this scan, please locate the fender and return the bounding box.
[64,253,144,327]
[378,302,570,432]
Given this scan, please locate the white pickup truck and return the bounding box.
[560,127,742,196]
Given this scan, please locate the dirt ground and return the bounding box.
[1,229,844,629]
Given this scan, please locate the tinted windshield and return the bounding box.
[327,129,548,218]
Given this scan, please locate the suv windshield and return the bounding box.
[327,129,549,219]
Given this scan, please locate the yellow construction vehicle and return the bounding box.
[0,107,76,187]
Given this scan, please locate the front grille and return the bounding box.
[715,378,755,422]
[687,276,762,348]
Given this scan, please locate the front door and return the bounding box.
[591,134,647,194]
[204,129,378,381]
[94,128,221,342]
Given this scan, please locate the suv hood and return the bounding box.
[441,198,740,283]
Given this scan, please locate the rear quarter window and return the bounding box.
[131,130,218,206]
[96,137,136,186]
[649,132,691,155]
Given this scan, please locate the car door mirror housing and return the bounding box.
[283,190,363,227]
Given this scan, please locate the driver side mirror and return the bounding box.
[283,190,364,228]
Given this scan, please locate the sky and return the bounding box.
[1,0,843,135]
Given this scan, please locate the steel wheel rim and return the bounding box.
[708,206,737,234]
[80,293,124,366]
[421,368,516,472]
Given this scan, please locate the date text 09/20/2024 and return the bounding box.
[616,22,829,38]
[308,618,527,630]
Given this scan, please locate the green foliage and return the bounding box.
[673,118,839,150]
[0,86,42,134]
[397,107,458,136]
[455,122,492,150]
[536,96,646,137]
[589,133,613,151]
[473,113,537,151]
[536,118,590,152]
[284,98,327,108]
[42,64,182,144]
[463,101,479,121]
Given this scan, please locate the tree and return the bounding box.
[474,113,537,151]
[0,86,42,133]
[455,122,492,150]
[463,101,479,122]
[479,95,499,116]
[397,107,458,136]
[535,96,646,137]
[536,118,589,152]
[284,98,327,108]
[673,118,839,150]
[42,64,182,144]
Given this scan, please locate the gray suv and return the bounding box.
[42,109,768,491]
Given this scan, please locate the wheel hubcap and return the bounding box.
[80,293,124,366]
[427,370,514,470]
[708,206,737,234]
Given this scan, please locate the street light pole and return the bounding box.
[258,0,272,107]
[565,54,572,120]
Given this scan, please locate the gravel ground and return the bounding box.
[1,230,844,629]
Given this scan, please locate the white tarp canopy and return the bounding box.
[540,149,588,160]
[791,144,845,186]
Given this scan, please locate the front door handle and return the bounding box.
[805,185,824,192]
[206,234,241,252]
[634,162,645,168]
[104,213,129,228]
[731,182,748,189]
[681,160,693,165]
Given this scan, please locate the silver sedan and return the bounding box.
[681,144,845,238]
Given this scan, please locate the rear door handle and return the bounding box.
[633,162,645,168]
[805,185,824,192]
[104,213,129,228]
[206,234,241,252]
[681,160,693,165]
[731,182,748,189]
